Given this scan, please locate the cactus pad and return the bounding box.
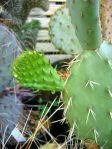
[0,24,21,92]
[67,0,102,50]
[0,94,23,142]
[12,50,64,91]
[63,50,112,148]
[49,7,82,54]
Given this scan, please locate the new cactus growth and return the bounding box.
[67,0,102,50]
[49,7,82,54]
[12,50,64,91]
[62,0,112,148]
[0,24,21,93]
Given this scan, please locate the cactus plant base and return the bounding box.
[63,50,112,149]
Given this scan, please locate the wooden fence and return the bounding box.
[28,0,72,63]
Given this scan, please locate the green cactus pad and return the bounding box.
[63,50,112,148]
[0,24,21,92]
[67,0,102,50]
[49,7,82,54]
[12,50,64,91]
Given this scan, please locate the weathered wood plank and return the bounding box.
[45,4,63,16]
[36,42,59,52]
[49,0,66,2]
[30,3,63,17]
[37,30,50,41]
[45,54,73,64]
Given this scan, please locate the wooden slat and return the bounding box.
[37,30,50,41]
[36,42,59,52]
[49,0,66,2]
[30,3,63,17]
[30,8,44,16]
[45,4,62,16]
[45,54,73,64]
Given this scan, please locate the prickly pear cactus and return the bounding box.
[0,94,23,142]
[12,50,64,91]
[49,7,82,54]
[62,0,112,148]
[0,24,21,93]
[67,0,102,50]
[63,50,112,148]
